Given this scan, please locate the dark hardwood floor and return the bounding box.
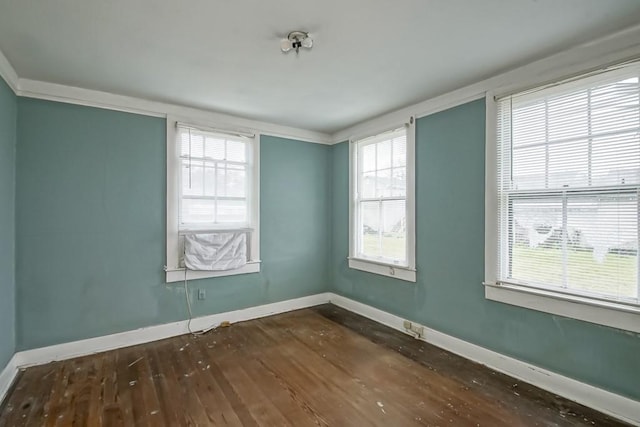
[0,304,630,426]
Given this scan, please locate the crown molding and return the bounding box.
[0,49,19,93]
[16,79,332,144]
[330,23,640,144]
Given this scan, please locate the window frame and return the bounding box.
[348,119,416,282]
[485,63,640,333]
[166,117,261,282]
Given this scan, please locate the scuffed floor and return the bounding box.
[0,304,630,426]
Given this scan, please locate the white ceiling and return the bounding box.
[1,1,640,134]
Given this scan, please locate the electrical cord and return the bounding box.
[183,264,223,337]
[183,268,201,336]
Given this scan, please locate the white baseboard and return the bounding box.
[0,355,19,405]
[14,292,332,369]
[329,293,640,426]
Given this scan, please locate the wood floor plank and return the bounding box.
[113,349,137,426]
[0,305,631,427]
[177,334,246,426]
[146,345,180,426]
[187,336,249,426]
[167,335,214,426]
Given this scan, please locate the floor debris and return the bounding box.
[128,357,144,367]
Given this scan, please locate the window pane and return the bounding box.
[204,165,216,196]
[510,198,563,286]
[512,100,546,147]
[181,162,203,196]
[204,137,225,160]
[181,199,215,224]
[377,140,392,170]
[591,131,640,187]
[547,90,588,142]
[226,165,246,197]
[217,199,247,223]
[376,169,392,197]
[187,133,204,158]
[362,144,376,173]
[566,194,637,299]
[361,172,376,198]
[392,137,406,167]
[391,167,406,197]
[180,132,191,157]
[509,194,638,300]
[227,140,246,162]
[214,166,226,197]
[510,75,640,192]
[512,145,546,190]
[359,200,406,263]
[360,201,381,258]
[381,200,406,262]
[548,139,588,188]
[591,78,639,134]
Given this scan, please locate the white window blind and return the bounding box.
[178,125,251,229]
[354,127,409,265]
[496,63,640,306]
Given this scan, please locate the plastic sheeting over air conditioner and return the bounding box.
[183,232,248,271]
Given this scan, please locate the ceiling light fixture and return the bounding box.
[280,31,313,54]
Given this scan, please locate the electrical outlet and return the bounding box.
[198,289,206,300]
[411,324,424,338]
[404,319,424,338]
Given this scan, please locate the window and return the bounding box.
[166,120,260,282]
[179,126,250,228]
[486,62,640,332]
[349,121,416,282]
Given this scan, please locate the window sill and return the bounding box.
[165,261,261,283]
[484,282,640,333]
[348,258,416,282]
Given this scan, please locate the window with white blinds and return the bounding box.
[166,120,260,282]
[496,63,640,306]
[178,126,251,229]
[350,123,416,281]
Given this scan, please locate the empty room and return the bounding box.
[1,0,640,425]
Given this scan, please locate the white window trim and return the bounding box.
[166,116,261,283]
[348,119,417,283]
[484,89,640,333]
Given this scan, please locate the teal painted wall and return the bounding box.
[331,99,640,400]
[15,98,331,351]
[0,77,16,370]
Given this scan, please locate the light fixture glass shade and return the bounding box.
[280,39,292,52]
[301,37,313,49]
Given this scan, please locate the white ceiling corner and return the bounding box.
[0,47,19,93]
[1,0,640,138]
